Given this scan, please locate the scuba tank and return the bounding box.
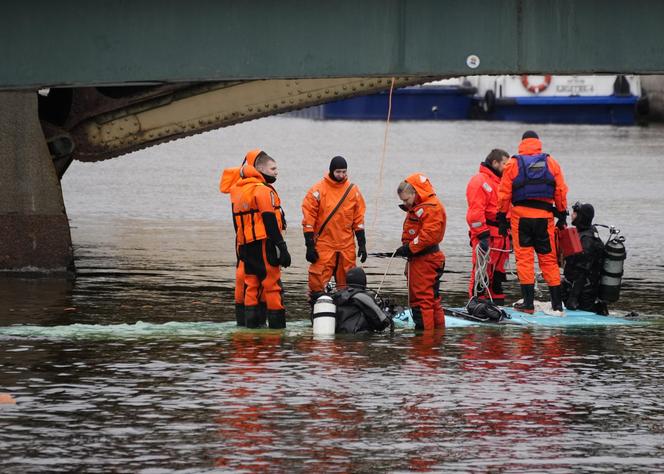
[312,295,336,336]
[599,227,626,303]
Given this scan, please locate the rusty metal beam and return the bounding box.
[62,77,439,162]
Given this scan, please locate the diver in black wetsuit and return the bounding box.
[562,202,608,315]
[332,267,393,333]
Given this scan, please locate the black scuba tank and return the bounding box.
[599,234,626,303]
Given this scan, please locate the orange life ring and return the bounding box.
[521,75,552,94]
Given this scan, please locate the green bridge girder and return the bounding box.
[2,0,664,89]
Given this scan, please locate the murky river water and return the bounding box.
[1,118,664,472]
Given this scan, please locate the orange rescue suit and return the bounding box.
[465,163,511,300]
[301,175,366,293]
[231,162,286,311]
[220,149,264,308]
[401,173,446,330]
[497,138,568,286]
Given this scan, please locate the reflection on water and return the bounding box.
[1,119,664,471]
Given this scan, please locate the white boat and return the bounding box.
[464,74,646,125]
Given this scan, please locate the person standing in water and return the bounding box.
[301,156,367,305]
[466,149,511,304]
[394,173,447,330]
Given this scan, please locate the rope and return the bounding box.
[472,244,494,302]
[370,77,396,231]
[376,249,398,296]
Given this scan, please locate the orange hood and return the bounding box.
[220,148,264,193]
[517,138,543,156]
[405,173,437,203]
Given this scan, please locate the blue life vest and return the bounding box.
[511,153,555,204]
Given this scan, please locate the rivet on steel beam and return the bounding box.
[248,107,253,112]
[307,93,312,98]
[215,115,221,120]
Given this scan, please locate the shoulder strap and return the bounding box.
[316,183,355,240]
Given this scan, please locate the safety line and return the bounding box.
[370,77,396,231]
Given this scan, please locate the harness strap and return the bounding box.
[316,183,355,240]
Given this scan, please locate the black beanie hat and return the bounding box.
[522,130,539,140]
[346,267,367,289]
[329,155,348,173]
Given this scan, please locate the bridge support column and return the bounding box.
[0,91,74,276]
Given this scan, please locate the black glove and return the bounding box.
[277,241,291,268]
[478,230,490,253]
[497,212,509,237]
[394,244,412,258]
[355,230,367,263]
[555,209,568,230]
[303,232,318,264]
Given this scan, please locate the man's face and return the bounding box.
[333,169,348,181]
[572,210,578,222]
[398,190,417,210]
[258,160,278,178]
[493,156,508,174]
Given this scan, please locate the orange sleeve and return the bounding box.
[254,185,276,214]
[497,158,517,212]
[466,175,490,238]
[409,204,444,254]
[301,184,320,233]
[352,187,366,232]
[548,156,569,212]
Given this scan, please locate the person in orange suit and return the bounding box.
[220,149,266,326]
[232,152,291,328]
[394,173,447,330]
[466,149,511,304]
[301,156,366,304]
[497,131,569,313]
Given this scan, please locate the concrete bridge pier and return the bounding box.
[0,91,74,276]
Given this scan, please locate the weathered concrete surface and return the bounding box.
[0,91,74,275]
[641,75,664,122]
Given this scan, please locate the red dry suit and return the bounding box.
[401,173,447,330]
[465,163,511,301]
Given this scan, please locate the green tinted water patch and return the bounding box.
[0,320,314,340]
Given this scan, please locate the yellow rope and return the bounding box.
[370,77,396,231]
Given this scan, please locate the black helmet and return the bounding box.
[572,201,595,229]
[346,267,367,289]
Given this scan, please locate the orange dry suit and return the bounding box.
[301,175,366,296]
[231,160,289,328]
[400,173,446,330]
[220,149,265,325]
[497,137,568,287]
[465,163,511,302]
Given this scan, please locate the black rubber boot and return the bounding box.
[549,285,563,311]
[245,305,265,328]
[258,302,267,326]
[235,303,245,326]
[411,307,424,330]
[267,309,286,329]
[515,284,535,314]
